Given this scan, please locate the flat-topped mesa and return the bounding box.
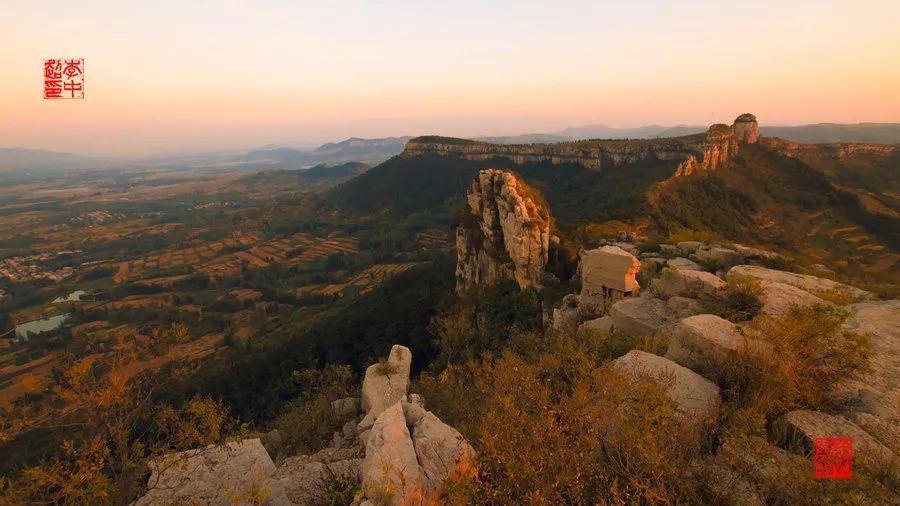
[456,169,551,293]
[403,114,761,176]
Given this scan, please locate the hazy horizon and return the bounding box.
[3,0,899,157]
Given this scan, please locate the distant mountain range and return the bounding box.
[2,123,899,176]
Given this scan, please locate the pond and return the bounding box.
[14,313,71,341]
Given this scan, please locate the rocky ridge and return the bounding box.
[136,345,474,505]
[455,169,551,293]
[403,114,761,175]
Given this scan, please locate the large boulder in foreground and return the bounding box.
[361,345,412,425]
[266,447,361,505]
[727,265,872,302]
[665,314,771,374]
[361,400,476,505]
[456,169,551,293]
[830,300,900,450]
[609,296,676,336]
[611,350,721,419]
[361,402,421,504]
[781,410,896,471]
[135,439,275,505]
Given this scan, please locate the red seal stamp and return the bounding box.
[44,59,84,99]
[814,437,852,479]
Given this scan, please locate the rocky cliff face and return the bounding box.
[404,114,762,176]
[760,136,897,160]
[456,169,551,293]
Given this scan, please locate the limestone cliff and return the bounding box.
[403,114,762,177]
[456,169,551,293]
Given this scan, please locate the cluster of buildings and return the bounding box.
[0,252,79,282]
[70,210,126,226]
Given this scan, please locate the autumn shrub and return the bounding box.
[699,276,764,322]
[718,304,871,426]
[414,334,706,504]
[272,364,356,457]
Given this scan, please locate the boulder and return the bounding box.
[665,314,771,373]
[659,244,678,255]
[580,315,612,333]
[410,411,477,496]
[135,438,276,506]
[361,402,421,504]
[677,241,703,254]
[266,447,361,505]
[830,300,900,450]
[666,296,704,318]
[756,280,831,317]
[781,410,896,470]
[609,296,676,336]
[361,345,412,425]
[732,243,779,260]
[666,257,702,271]
[456,169,551,292]
[653,268,725,299]
[611,350,720,419]
[580,245,641,293]
[693,247,743,268]
[727,265,872,302]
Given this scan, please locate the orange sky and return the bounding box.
[1,0,899,156]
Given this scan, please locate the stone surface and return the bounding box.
[611,350,721,419]
[609,296,676,336]
[727,265,872,302]
[666,296,704,318]
[361,345,412,425]
[410,411,477,497]
[831,300,900,450]
[732,243,779,261]
[782,410,896,470]
[361,402,420,504]
[456,169,551,292]
[580,245,641,293]
[676,241,703,254]
[332,397,360,419]
[755,280,831,317]
[266,447,361,505]
[653,268,725,299]
[732,113,760,144]
[666,257,702,271]
[693,246,743,267]
[580,315,612,333]
[136,438,276,506]
[665,314,771,373]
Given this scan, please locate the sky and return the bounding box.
[1,0,899,157]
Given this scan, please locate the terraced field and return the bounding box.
[302,262,421,297]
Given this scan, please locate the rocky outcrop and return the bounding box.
[653,268,725,299]
[666,257,702,271]
[405,114,760,176]
[611,350,721,419]
[727,265,872,302]
[781,410,896,471]
[830,300,900,451]
[732,113,760,144]
[135,439,276,506]
[361,402,421,502]
[760,136,897,161]
[665,314,771,374]
[456,169,551,293]
[580,245,641,294]
[360,345,412,428]
[609,296,677,336]
[755,280,832,317]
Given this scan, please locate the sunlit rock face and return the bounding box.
[455,169,551,293]
[732,113,760,144]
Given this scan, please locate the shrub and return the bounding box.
[699,276,763,322]
[272,365,356,457]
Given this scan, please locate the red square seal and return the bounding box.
[814,437,852,479]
